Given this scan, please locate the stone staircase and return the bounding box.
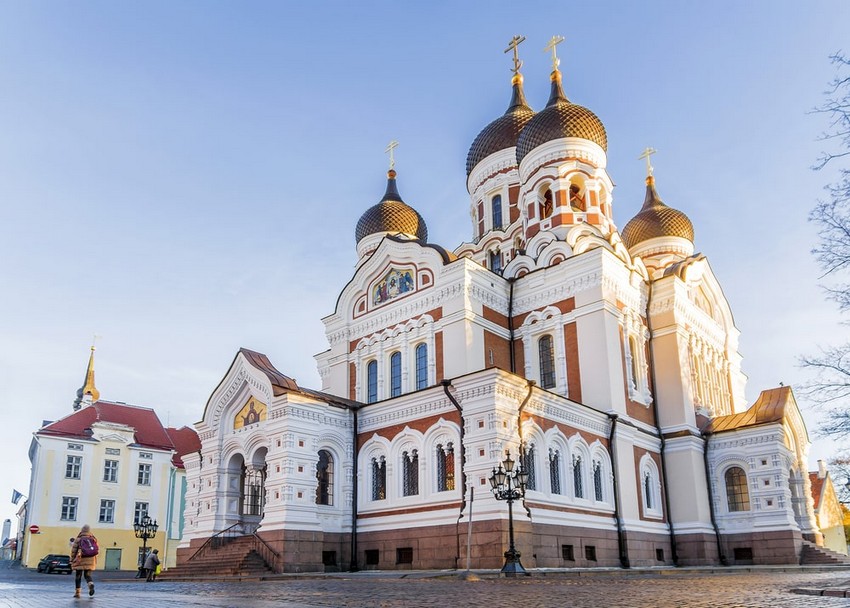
[800,541,850,566]
[161,536,275,580]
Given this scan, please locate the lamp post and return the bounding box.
[133,514,158,578]
[488,450,530,576]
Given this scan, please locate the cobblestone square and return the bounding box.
[3,564,850,608]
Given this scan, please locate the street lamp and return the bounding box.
[488,450,530,576]
[133,513,158,578]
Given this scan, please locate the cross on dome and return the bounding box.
[504,35,526,76]
[544,35,565,72]
[638,147,658,177]
[385,140,399,170]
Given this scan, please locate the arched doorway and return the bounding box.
[240,447,268,532]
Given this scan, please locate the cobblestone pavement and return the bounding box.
[3,563,850,608]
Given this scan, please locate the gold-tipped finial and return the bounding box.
[544,35,565,73]
[385,140,399,171]
[638,147,658,181]
[504,35,526,78]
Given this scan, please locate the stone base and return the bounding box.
[719,529,803,565]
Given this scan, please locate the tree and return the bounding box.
[802,53,850,440]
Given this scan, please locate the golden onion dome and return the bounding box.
[355,170,428,243]
[515,71,607,164]
[621,176,694,249]
[466,74,536,176]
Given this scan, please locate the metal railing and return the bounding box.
[187,521,281,573]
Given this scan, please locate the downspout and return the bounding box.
[508,278,516,373]
[442,380,467,569]
[701,430,727,565]
[645,279,679,566]
[348,406,360,572]
[607,413,630,568]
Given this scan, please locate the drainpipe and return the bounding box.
[442,380,467,569]
[607,413,630,568]
[508,278,516,374]
[348,406,360,572]
[645,279,679,566]
[701,430,727,565]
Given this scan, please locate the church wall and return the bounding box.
[483,329,512,372]
[564,321,582,403]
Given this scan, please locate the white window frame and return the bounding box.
[520,306,568,395]
[103,459,119,483]
[60,496,78,521]
[66,455,82,479]
[99,499,115,523]
[137,463,152,486]
[639,453,663,519]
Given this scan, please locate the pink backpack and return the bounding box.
[79,536,99,557]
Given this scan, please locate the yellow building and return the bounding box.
[21,348,199,570]
[810,462,849,555]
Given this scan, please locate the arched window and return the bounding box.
[520,444,536,491]
[390,351,402,398]
[316,450,333,506]
[644,473,654,509]
[489,249,502,275]
[492,194,503,230]
[628,336,640,391]
[549,449,562,495]
[371,456,386,501]
[569,183,585,211]
[367,360,378,403]
[402,450,419,496]
[573,455,584,499]
[725,466,750,512]
[593,460,604,502]
[538,335,556,389]
[539,188,553,220]
[415,344,428,390]
[436,443,455,492]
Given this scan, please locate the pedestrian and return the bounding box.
[143,548,160,582]
[70,524,98,598]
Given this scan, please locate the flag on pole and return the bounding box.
[11,490,23,505]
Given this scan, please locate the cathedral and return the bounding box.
[176,38,824,573]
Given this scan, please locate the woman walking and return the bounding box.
[70,524,98,598]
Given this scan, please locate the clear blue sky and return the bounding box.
[1,1,848,529]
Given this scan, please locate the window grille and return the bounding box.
[520,445,536,490]
[725,466,750,512]
[402,450,419,496]
[241,465,266,516]
[593,460,604,501]
[538,335,556,389]
[492,194,502,229]
[549,449,562,495]
[390,352,402,397]
[436,443,455,492]
[415,344,428,390]
[316,450,333,506]
[367,360,378,403]
[371,456,386,501]
[573,455,584,499]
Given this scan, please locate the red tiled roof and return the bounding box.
[809,472,825,511]
[166,426,202,469]
[705,386,791,433]
[39,400,180,452]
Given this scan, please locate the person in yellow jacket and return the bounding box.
[70,524,97,598]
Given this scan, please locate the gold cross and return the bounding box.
[504,35,526,75]
[638,147,658,177]
[544,35,565,72]
[91,334,102,350]
[385,140,399,170]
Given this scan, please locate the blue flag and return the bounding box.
[11,490,23,505]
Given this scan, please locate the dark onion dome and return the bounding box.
[620,176,694,249]
[466,74,536,175]
[355,169,428,243]
[515,70,607,164]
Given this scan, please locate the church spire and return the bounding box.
[73,344,100,411]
